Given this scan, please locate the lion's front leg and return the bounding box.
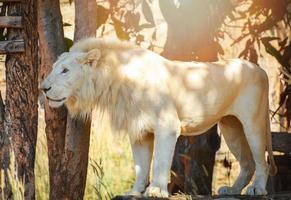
[125,134,154,196]
[144,118,180,198]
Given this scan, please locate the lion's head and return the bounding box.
[40,48,101,109]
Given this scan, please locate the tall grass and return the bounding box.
[1,152,24,200]
[84,113,135,199]
[35,110,135,200]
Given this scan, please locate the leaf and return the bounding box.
[137,23,155,31]
[101,25,106,36]
[63,22,72,27]
[261,36,279,43]
[96,5,110,30]
[279,37,288,50]
[124,11,140,30]
[238,49,247,59]
[112,17,130,41]
[261,37,283,65]
[64,37,73,51]
[215,42,224,55]
[136,34,144,45]
[151,29,157,40]
[142,0,155,25]
[249,47,258,64]
[231,33,250,46]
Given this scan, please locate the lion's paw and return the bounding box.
[246,185,267,195]
[218,186,240,195]
[144,185,169,198]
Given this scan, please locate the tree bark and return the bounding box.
[74,0,97,40]
[159,0,221,195]
[0,91,12,199]
[63,0,96,199]
[38,0,97,199]
[37,0,68,199]
[159,0,219,62]
[5,0,38,199]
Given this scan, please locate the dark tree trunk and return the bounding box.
[4,0,38,199]
[63,118,92,199]
[38,0,68,199]
[170,127,220,195]
[0,92,12,199]
[62,0,97,199]
[0,4,12,200]
[159,0,219,62]
[159,0,221,195]
[38,0,97,199]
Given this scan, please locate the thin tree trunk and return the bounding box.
[159,0,221,195]
[0,91,12,199]
[63,0,96,199]
[0,3,12,200]
[5,0,38,199]
[37,0,68,199]
[74,0,97,40]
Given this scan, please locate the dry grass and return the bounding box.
[1,152,25,200]
[84,113,135,199]
[35,111,135,200]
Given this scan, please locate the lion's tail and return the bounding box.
[265,93,277,176]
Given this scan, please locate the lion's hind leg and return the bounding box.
[218,115,255,195]
[239,117,269,195]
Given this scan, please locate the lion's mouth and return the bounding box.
[46,96,66,102]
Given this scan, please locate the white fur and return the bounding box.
[41,38,277,197]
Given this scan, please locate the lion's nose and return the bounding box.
[41,86,51,93]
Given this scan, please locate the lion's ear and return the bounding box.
[79,49,101,68]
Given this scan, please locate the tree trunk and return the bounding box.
[0,92,12,199]
[63,0,96,199]
[5,0,38,199]
[74,0,97,40]
[37,0,68,199]
[159,0,221,195]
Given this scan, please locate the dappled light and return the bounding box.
[0,0,290,199]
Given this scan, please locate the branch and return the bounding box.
[280,68,291,85]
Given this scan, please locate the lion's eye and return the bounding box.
[61,68,69,74]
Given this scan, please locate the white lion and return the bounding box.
[40,38,277,197]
